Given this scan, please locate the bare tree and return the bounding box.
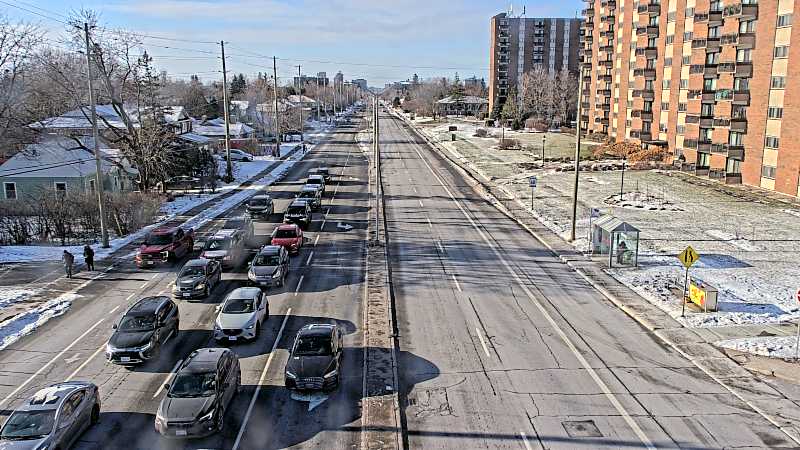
[519,68,553,122]
[551,67,578,126]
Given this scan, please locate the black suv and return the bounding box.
[284,324,343,391]
[106,296,179,365]
[172,258,222,299]
[246,194,274,219]
[297,185,322,210]
[155,348,240,438]
[283,200,312,228]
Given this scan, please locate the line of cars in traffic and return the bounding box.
[0,165,349,446]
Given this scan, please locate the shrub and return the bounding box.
[473,128,488,138]
[499,139,521,150]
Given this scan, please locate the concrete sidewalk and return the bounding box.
[393,109,800,446]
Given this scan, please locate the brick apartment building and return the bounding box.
[489,13,583,117]
[581,0,800,198]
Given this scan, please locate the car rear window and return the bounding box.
[274,229,297,239]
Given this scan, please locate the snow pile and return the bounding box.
[0,293,78,351]
[0,288,38,309]
[604,191,683,211]
[717,336,800,360]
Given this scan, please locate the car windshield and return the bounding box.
[294,335,333,356]
[223,297,255,314]
[118,314,156,332]
[299,191,315,198]
[205,238,230,250]
[249,198,268,206]
[254,254,281,266]
[307,178,322,185]
[274,229,297,239]
[144,233,172,245]
[0,410,56,440]
[180,266,205,277]
[286,206,306,215]
[168,372,216,398]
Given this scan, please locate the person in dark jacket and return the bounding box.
[83,245,95,271]
[62,250,75,278]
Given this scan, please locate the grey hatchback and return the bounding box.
[0,381,100,449]
[155,348,240,438]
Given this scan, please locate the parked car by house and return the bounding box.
[135,226,194,268]
[225,149,253,162]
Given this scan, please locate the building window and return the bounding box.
[665,57,673,66]
[765,136,780,148]
[710,0,722,12]
[659,123,668,132]
[697,152,710,168]
[667,12,676,22]
[683,31,693,41]
[685,7,695,18]
[627,100,633,108]
[3,182,16,200]
[736,77,751,91]
[729,132,743,146]
[682,56,691,65]
[662,79,671,89]
[680,79,689,89]
[761,165,777,179]
[54,182,67,193]
[768,107,784,119]
[774,46,790,58]
[678,103,687,112]
[708,26,721,38]
[677,125,686,134]
[739,20,756,34]
[736,48,752,63]
[771,76,786,88]
[777,14,793,28]
[706,52,720,64]
[661,102,670,110]
[726,158,741,174]
[666,34,675,44]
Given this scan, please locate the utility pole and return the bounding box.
[569,66,585,242]
[220,40,233,181]
[296,65,303,144]
[272,56,281,158]
[83,22,109,248]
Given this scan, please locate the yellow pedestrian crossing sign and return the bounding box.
[678,246,700,269]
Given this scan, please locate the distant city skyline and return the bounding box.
[6,0,584,86]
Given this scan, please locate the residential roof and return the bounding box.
[191,119,254,137]
[286,95,318,105]
[436,95,489,105]
[163,106,189,123]
[0,135,128,179]
[30,104,139,130]
[177,132,211,144]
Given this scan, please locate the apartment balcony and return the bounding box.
[717,62,736,73]
[598,89,613,96]
[601,30,615,38]
[600,59,614,67]
[581,101,591,109]
[702,90,717,102]
[705,64,718,76]
[730,117,747,132]
[601,14,615,23]
[633,68,657,79]
[694,12,709,22]
[631,110,653,121]
[721,33,738,45]
[700,117,714,127]
[691,38,707,49]
[708,10,723,24]
[685,115,700,124]
[637,3,661,14]
[642,89,655,100]
[585,35,594,44]
[582,7,595,15]
[725,173,743,184]
[689,64,706,74]
[715,89,734,101]
[727,145,745,160]
[599,44,614,53]
[601,103,611,111]
[722,2,758,19]
[738,33,756,49]
[706,37,721,50]
[733,91,751,105]
[636,26,660,37]
[735,62,753,77]
[697,140,712,152]
[713,118,730,127]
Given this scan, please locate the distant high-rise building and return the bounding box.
[488,13,583,116]
[352,79,368,91]
[581,0,799,198]
[294,73,329,87]
[334,71,344,88]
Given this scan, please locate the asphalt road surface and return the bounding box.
[379,110,796,449]
[0,118,370,450]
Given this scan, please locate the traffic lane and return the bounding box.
[379,116,665,448]
[389,114,795,448]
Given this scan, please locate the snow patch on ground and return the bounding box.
[0,287,39,309]
[717,336,800,359]
[0,293,78,351]
[604,191,683,211]
[705,229,760,252]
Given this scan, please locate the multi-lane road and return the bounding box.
[0,107,798,449]
[0,118,370,449]
[379,110,797,449]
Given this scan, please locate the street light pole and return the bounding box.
[296,65,303,144]
[569,66,585,242]
[83,23,109,248]
[542,134,547,162]
[220,40,233,181]
[272,56,281,158]
[620,157,626,199]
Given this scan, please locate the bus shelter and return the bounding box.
[591,215,640,268]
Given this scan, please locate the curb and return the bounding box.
[393,110,800,447]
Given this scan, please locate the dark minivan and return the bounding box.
[106,296,179,365]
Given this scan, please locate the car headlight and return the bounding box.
[195,283,206,291]
[105,342,115,354]
[245,319,256,330]
[248,270,256,280]
[198,408,215,422]
[161,251,170,259]
[285,371,297,379]
[155,412,166,426]
[137,340,153,352]
[324,369,338,379]
[272,270,281,279]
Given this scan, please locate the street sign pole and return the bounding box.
[795,289,800,359]
[677,246,700,318]
[682,267,689,318]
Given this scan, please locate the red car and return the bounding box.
[270,224,304,255]
[135,226,194,268]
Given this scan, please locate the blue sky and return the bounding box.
[6,0,583,86]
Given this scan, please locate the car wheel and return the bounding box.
[91,404,100,425]
[253,322,259,340]
[204,284,210,297]
[216,407,225,432]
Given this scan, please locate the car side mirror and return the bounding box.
[303,237,310,243]
[247,262,252,267]
[112,323,117,329]
[215,305,222,313]
[163,383,170,391]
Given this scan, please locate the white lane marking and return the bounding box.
[125,292,138,302]
[232,308,292,450]
[436,241,445,254]
[64,353,82,365]
[314,234,320,246]
[426,216,433,228]
[407,136,657,450]
[294,275,305,296]
[152,359,184,398]
[418,199,424,208]
[475,328,491,358]
[0,318,106,407]
[520,431,534,450]
[451,274,462,292]
[140,281,149,289]
[305,251,314,266]
[66,344,106,382]
[412,186,418,194]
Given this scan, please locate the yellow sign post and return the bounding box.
[678,246,700,317]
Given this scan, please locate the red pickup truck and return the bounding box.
[135,226,194,268]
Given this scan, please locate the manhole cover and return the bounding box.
[562,420,603,438]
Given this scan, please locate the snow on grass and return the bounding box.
[604,191,684,211]
[717,336,800,360]
[0,293,78,351]
[0,288,38,309]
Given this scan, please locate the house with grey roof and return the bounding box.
[435,95,489,118]
[0,135,137,201]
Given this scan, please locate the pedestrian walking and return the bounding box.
[83,244,95,271]
[62,250,75,279]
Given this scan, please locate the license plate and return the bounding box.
[228,336,237,341]
[259,282,269,286]
[182,292,191,298]
[175,429,187,436]
[120,356,130,362]
[145,261,154,266]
